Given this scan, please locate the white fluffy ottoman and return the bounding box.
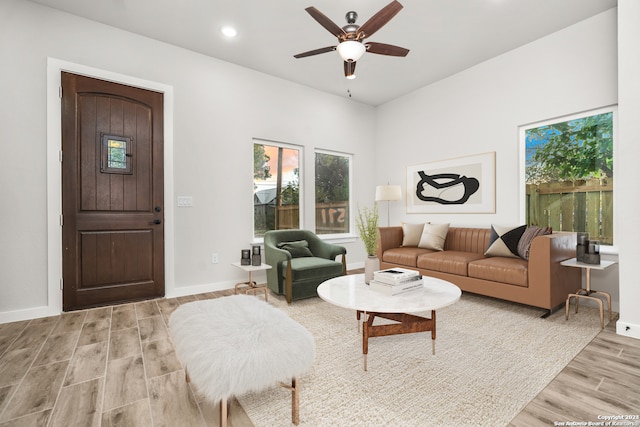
[169,295,315,426]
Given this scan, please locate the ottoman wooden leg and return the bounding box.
[280,376,300,425]
[219,397,229,427]
[292,377,299,425]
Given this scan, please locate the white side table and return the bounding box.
[232,262,272,301]
[561,258,616,329]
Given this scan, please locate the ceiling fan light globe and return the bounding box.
[346,74,356,80]
[337,41,365,62]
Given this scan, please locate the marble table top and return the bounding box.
[317,273,461,313]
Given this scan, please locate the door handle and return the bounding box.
[149,219,161,225]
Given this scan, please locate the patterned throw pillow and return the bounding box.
[517,226,552,260]
[418,223,450,251]
[277,240,314,258]
[402,222,425,246]
[484,224,527,258]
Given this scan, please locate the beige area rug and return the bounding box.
[238,293,607,427]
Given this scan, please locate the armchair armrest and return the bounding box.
[311,240,347,260]
[264,241,292,295]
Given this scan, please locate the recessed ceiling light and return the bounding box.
[220,26,237,38]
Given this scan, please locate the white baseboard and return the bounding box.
[1,267,368,325]
[0,305,62,325]
[166,280,237,298]
[0,281,239,325]
[348,262,364,270]
[616,320,640,340]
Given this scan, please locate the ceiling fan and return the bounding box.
[294,1,410,79]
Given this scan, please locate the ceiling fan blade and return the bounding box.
[344,61,357,78]
[294,46,337,59]
[357,0,403,39]
[305,7,347,39]
[365,42,409,57]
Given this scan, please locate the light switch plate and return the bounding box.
[177,196,193,207]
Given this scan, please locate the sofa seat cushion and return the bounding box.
[468,257,528,287]
[417,251,486,276]
[283,257,344,281]
[382,247,434,267]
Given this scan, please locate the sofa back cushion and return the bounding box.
[418,223,450,251]
[517,226,552,260]
[443,228,492,254]
[401,223,424,246]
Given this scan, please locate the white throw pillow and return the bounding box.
[402,222,425,246]
[418,223,450,251]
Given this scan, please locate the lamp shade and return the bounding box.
[375,185,402,202]
[337,41,366,62]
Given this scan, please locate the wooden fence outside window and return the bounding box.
[526,178,613,245]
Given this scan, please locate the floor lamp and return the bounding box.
[375,185,402,227]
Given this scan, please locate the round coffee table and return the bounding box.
[317,273,461,370]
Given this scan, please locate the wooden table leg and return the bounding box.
[361,310,436,371]
[363,311,372,371]
[431,310,436,355]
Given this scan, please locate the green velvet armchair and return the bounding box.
[264,229,347,304]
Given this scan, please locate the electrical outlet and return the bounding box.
[211,253,219,264]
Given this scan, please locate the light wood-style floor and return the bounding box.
[510,312,640,426]
[0,289,253,427]
[1,287,638,426]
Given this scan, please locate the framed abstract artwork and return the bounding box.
[406,152,496,214]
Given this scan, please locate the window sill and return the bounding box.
[250,233,357,246]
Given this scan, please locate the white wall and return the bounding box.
[375,10,623,312]
[615,0,640,339]
[1,1,636,336]
[0,0,375,322]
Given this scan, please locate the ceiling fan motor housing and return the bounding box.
[343,11,359,38]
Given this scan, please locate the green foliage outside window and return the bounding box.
[253,142,300,237]
[282,168,299,205]
[526,112,613,183]
[253,144,271,181]
[524,110,614,244]
[315,152,350,235]
[315,153,349,203]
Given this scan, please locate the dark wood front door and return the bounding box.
[61,72,164,311]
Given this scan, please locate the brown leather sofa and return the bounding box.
[376,226,581,314]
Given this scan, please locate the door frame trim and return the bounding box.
[46,58,175,315]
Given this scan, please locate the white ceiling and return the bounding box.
[30,0,617,106]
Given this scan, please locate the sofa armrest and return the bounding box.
[376,227,404,259]
[528,232,581,308]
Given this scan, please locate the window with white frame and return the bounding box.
[521,107,615,245]
[253,139,301,238]
[315,150,352,236]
